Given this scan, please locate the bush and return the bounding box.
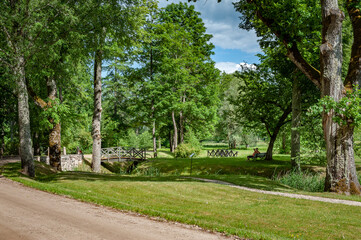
[174,143,200,158]
[275,170,325,192]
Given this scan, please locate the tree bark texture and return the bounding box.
[265,135,276,160]
[172,111,178,152]
[92,49,103,173]
[47,78,62,170]
[15,55,35,177]
[152,102,157,158]
[158,137,161,150]
[179,95,186,144]
[345,1,361,89]
[33,131,40,156]
[281,133,286,153]
[291,77,301,170]
[0,129,4,159]
[169,131,173,152]
[321,0,361,194]
[179,111,184,144]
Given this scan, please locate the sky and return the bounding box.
[158,0,261,73]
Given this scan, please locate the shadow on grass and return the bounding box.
[1,162,198,184]
[1,161,296,193]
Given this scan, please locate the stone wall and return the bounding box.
[34,154,83,171]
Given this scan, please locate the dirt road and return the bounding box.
[0,177,229,240]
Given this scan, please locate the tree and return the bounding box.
[232,0,361,194]
[0,0,77,175]
[82,0,147,172]
[131,2,220,153]
[234,65,292,160]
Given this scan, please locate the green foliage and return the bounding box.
[39,98,70,130]
[275,170,325,192]
[174,143,200,158]
[138,131,153,149]
[184,129,201,149]
[134,166,161,176]
[309,88,361,127]
[118,129,152,149]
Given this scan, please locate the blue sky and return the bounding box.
[158,0,261,73]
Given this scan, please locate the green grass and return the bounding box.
[2,162,361,240]
[139,155,292,178]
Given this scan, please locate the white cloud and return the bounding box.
[158,0,261,53]
[205,20,260,52]
[215,62,256,73]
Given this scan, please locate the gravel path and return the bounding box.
[190,177,361,207]
[0,157,232,240]
[0,177,231,240]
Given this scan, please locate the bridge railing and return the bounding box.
[207,149,238,158]
[101,147,147,161]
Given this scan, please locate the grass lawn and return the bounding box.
[2,161,361,240]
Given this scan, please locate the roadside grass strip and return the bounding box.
[2,162,361,240]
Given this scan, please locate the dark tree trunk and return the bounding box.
[169,131,173,152]
[49,123,61,170]
[179,95,185,144]
[92,49,103,173]
[281,133,286,153]
[33,131,40,156]
[179,111,184,144]
[47,78,62,170]
[291,77,301,170]
[152,102,157,158]
[16,55,34,177]
[172,111,178,151]
[321,0,361,194]
[265,135,277,160]
[0,128,4,159]
[264,104,292,160]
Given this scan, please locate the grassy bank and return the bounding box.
[2,162,361,240]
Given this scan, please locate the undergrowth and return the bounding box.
[275,170,325,192]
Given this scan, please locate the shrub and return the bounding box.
[174,143,200,158]
[275,170,325,192]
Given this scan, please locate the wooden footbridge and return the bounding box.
[101,147,147,162]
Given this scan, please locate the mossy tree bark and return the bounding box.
[92,49,103,173]
[321,0,361,194]
[47,78,62,171]
[15,55,35,177]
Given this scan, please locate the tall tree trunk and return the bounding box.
[265,134,277,160]
[291,77,301,170]
[158,137,161,150]
[264,105,292,160]
[33,131,40,156]
[179,111,184,144]
[281,133,286,153]
[179,95,185,144]
[321,0,361,194]
[47,78,62,170]
[92,49,103,173]
[15,55,34,177]
[169,131,173,152]
[172,111,178,151]
[152,102,157,158]
[0,128,4,159]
